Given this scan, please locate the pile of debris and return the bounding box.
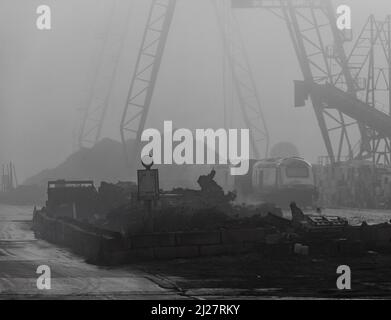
[102,169,238,233]
[102,169,285,234]
[97,181,136,214]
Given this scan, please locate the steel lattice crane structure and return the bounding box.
[342,15,391,164]
[233,0,391,166]
[78,1,133,149]
[120,0,177,168]
[120,0,270,172]
[212,0,270,159]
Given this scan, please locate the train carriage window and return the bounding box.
[263,168,277,186]
[253,166,277,188]
[286,163,309,178]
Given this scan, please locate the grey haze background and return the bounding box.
[0,0,390,181]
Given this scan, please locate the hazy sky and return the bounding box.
[0,0,390,181]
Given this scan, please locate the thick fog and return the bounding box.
[0,0,390,181]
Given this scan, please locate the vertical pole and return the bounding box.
[145,200,154,233]
[9,162,13,190]
[388,15,391,116]
[142,165,155,234]
[72,202,78,220]
[12,163,18,188]
[1,165,4,192]
[371,16,376,108]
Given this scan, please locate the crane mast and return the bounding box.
[212,0,270,159]
[120,0,177,172]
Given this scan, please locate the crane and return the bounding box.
[233,0,391,166]
[341,15,391,164]
[212,0,270,159]
[120,0,270,175]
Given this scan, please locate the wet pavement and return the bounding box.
[0,205,185,299]
[2,204,391,299]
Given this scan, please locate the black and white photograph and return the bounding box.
[0,0,391,306]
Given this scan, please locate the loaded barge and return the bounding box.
[32,179,391,265]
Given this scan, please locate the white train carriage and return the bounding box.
[252,157,316,207]
[229,157,316,207]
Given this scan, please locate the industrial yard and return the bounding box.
[1,0,391,302]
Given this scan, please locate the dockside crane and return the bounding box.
[233,0,391,166]
[120,0,270,174]
[120,0,177,170]
[78,0,391,172]
[341,15,391,164]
